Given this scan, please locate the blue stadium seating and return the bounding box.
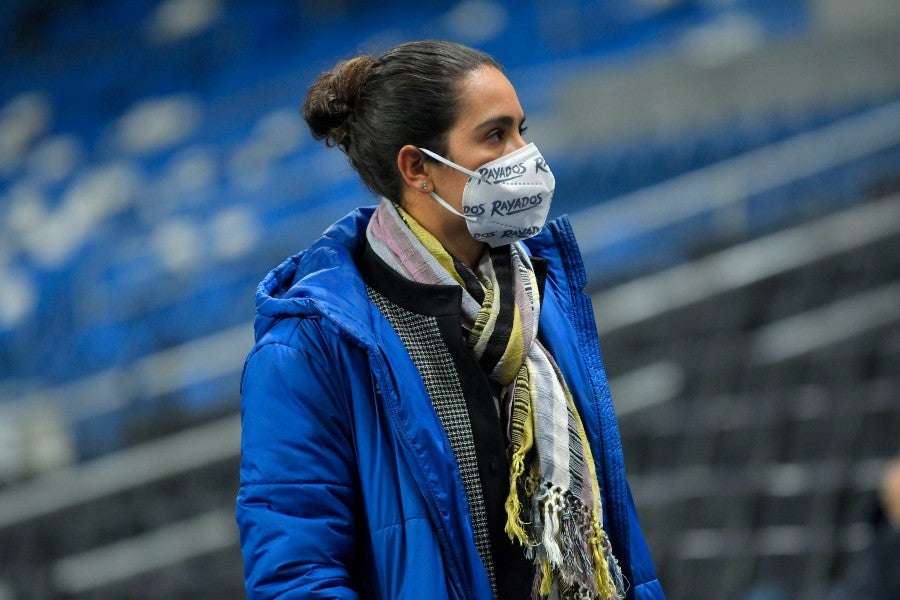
[2,1,899,598]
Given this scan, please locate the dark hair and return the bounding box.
[302,40,500,202]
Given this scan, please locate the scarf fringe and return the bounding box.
[504,445,530,545]
[505,367,535,546]
[592,521,626,599]
[516,479,625,600]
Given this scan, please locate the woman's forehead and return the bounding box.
[456,66,525,126]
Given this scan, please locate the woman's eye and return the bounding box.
[487,129,502,141]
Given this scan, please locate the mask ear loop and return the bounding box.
[428,190,477,222]
[419,147,484,181]
[418,147,480,222]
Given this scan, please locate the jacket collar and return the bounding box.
[254,205,576,342]
[359,240,463,318]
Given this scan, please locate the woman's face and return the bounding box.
[431,66,529,214]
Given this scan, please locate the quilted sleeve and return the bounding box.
[236,335,360,599]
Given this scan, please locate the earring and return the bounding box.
[420,181,429,191]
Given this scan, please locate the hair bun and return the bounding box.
[303,55,377,149]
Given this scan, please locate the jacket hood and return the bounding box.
[254,206,376,342]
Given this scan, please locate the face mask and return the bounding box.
[419,143,555,247]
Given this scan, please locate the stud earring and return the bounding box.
[420,181,429,191]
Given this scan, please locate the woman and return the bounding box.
[237,40,664,600]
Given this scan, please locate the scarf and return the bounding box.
[367,199,625,600]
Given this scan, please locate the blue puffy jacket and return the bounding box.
[237,207,665,599]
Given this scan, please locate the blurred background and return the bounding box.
[1,0,899,598]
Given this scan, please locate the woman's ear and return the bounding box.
[397,144,432,194]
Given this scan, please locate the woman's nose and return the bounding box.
[508,131,527,153]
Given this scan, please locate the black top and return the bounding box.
[358,240,546,600]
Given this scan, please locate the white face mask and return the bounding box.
[419,143,555,247]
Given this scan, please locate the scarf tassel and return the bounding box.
[522,483,625,600]
[504,446,531,545]
[505,370,536,547]
[591,521,626,600]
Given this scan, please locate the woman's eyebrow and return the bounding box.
[475,114,527,130]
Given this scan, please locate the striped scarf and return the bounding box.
[367,200,625,600]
